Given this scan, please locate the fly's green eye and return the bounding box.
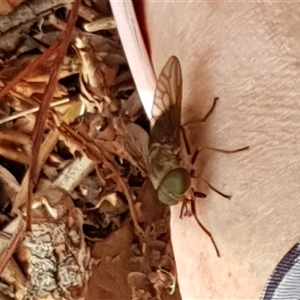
[157,168,191,205]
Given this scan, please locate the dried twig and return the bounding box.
[0,42,59,101]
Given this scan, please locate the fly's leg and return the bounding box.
[189,146,248,198]
[179,190,206,219]
[182,132,233,200]
[184,131,248,200]
[181,125,191,155]
[200,178,231,199]
[178,172,220,255]
[183,189,220,257]
[193,191,207,198]
[190,169,231,200]
[179,201,189,218]
[180,96,249,162]
[179,97,247,257]
[182,97,219,127]
[180,97,219,155]
[191,146,249,165]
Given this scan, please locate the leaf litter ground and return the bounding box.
[0,1,182,300]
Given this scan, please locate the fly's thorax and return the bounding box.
[148,142,181,190]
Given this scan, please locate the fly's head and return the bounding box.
[157,167,191,206]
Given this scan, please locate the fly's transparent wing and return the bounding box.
[150,56,182,148]
[123,122,149,174]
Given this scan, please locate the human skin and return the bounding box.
[131,1,300,299]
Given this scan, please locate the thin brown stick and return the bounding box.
[27,0,81,231]
[0,42,60,102]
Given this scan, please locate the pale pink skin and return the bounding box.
[112,1,300,299]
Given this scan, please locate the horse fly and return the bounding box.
[147,56,248,257]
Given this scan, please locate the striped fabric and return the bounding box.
[261,243,300,300]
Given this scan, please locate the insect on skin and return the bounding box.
[148,56,248,257]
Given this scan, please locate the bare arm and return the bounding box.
[135,1,300,298]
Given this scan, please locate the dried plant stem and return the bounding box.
[27,0,81,231]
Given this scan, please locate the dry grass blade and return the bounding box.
[0,98,69,125]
